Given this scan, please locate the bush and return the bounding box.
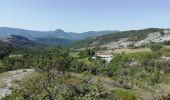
[149,44,163,51]
[112,89,137,100]
[69,60,88,73]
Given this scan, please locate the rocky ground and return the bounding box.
[0,69,35,98]
[103,30,170,49]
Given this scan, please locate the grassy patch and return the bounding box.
[164,75,170,85]
[69,52,79,58]
[22,71,40,80]
[77,58,93,66]
[125,51,159,60]
[113,48,151,53]
[112,89,138,100]
[161,51,170,56]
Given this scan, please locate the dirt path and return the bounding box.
[0,69,35,98]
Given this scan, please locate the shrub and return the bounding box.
[149,44,163,51]
[112,89,137,100]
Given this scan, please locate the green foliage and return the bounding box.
[127,44,136,49]
[4,72,74,100]
[0,45,14,59]
[125,51,161,60]
[69,28,164,48]
[78,48,95,58]
[0,45,72,72]
[112,89,137,100]
[164,41,170,45]
[149,44,163,51]
[69,52,79,58]
[4,68,109,100]
[160,48,170,58]
[0,43,169,99]
[69,60,88,73]
[105,53,130,77]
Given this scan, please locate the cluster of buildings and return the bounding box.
[93,50,113,62]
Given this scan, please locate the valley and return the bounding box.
[0,27,117,45]
[1,28,170,100]
[70,28,170,49]
[1,0,170,99]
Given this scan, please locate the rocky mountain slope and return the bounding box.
[70,28,170,49]
[0,35,36,47]
[0,35,76,46]
[104,29,170,49]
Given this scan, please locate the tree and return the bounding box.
[78,48,95,58]
[127,44,136,49]
[149,44,163,51]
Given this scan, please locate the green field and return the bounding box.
[124,51,159,59]
[77,58,94,66]
[113,89,138,100]
[69,52,79,58]
[113,48,151,53]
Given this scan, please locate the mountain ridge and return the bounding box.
[69,28,170,48]
[0,27,118,40]
[0,35,36,47]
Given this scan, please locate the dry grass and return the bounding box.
[113,48,151,53]
[164,45,170,49]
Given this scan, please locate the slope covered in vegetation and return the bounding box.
[0,43,170,99]
[69,28,164,48]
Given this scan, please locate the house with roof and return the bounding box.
[95,50,113,62]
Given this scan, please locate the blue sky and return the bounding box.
[0,0,170,32]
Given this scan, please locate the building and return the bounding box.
[96,50,113,62]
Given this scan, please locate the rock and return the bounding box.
[0,69,35,98]
[0,88,11,98]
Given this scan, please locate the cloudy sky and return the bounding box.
[0,0,170,32]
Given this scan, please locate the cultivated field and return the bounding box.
[113,48,151,53]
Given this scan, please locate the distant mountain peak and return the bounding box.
[54,29,65,33]
[0,27,118,41]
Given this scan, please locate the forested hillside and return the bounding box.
[69,28,164,48]
[1,43,170,99]
[0,27,117,40]
[0,28,170,100]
